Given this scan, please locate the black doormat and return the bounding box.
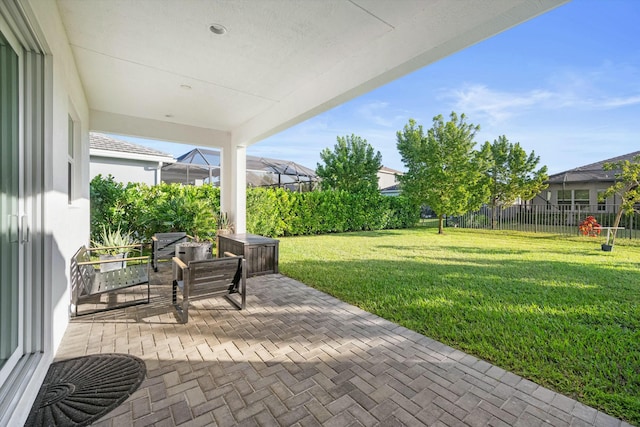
[25,353,146,427]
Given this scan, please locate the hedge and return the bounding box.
[90,175,419,241]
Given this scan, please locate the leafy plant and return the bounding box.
[91,225,133,255]
[481,135,548,229]
[89,174,126,242]
[91,181,418,240]
[397,113,489,234]
[216,211,234,233]
[579,216,601,237]
[601,154,640,245]
[316,134,382,194]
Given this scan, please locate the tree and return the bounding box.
[600,154,640,246]
[396,112,489,234]
[316,134,383,194]
[481,136,548,229]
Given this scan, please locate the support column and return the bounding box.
[220,144,246,234]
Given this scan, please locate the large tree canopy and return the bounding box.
[397,112,489,234]
[601,154,640,245]
[481,136,548,229]
[316,134,382,194]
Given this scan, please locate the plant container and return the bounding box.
[175,242,212,264]
[99,253,127,272]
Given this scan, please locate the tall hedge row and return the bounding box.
[90,175,418,241]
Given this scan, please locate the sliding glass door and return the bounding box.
[0,27,23,385]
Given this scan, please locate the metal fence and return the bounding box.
[448,204,640,239]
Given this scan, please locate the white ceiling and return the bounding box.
[56,0,567,148]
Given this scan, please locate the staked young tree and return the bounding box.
[480,136,548,229]
[316,134,382,194]
[396,112,489,234]
[601,154,640,246]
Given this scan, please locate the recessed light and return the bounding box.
[209,23,227,35]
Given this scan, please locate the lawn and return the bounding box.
[278,227,640,424]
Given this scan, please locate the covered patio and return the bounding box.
[55,266,625,426]
[2,1,588,424]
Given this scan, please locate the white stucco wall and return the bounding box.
[28,0,90,362]
[377,170,400,190]
[90,156,162,186]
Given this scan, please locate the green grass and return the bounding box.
[278,228,640,424]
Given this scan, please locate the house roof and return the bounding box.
[547,151,640,184]
[90,133,175,163]
[379,166,403,175]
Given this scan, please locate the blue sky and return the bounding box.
[119,0,640,175]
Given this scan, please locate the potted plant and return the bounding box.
[175,237,213,263]
[216,212,234,236]
[578,216,601,238]
[578,216,613,251]
[91,225,133,271]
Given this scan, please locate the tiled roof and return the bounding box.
[90,133,174,159]
[547,151,640,184]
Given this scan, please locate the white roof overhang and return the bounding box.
[56,0,568,149]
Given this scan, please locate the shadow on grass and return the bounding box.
[280,256,640,423]
[375,244,535,256]
[331,229,405,238]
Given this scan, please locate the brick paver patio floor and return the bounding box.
[55,265,629,427]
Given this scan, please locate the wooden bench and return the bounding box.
[152,232,193,271]
[70,244,151,316]
[172,253,246,323]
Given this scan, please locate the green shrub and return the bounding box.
[134,183,219,241]
[246,187,292,237]
[90,178,419,240]
[89,174,127,242]
[245,188,419,236]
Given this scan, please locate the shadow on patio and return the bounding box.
[55,266,626,426]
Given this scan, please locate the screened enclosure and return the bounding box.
[161,148,318,191]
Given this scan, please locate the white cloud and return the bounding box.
[356,101,394,127]
[355,100,408,128]
[443,79,640,126]
[600,94,640,108]
[441,60,639,124]
[443,84,554,124]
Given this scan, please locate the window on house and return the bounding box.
[557,190,571,207]
[597,190,607,211]
[574,189,590,206]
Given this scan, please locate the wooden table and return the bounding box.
[217,233,279,277]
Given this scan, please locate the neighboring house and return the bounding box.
[377,166,403,191]
[531,151,640,212]
[378,166,403,196]
[90,133,175,186]
[162,147,318,191]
